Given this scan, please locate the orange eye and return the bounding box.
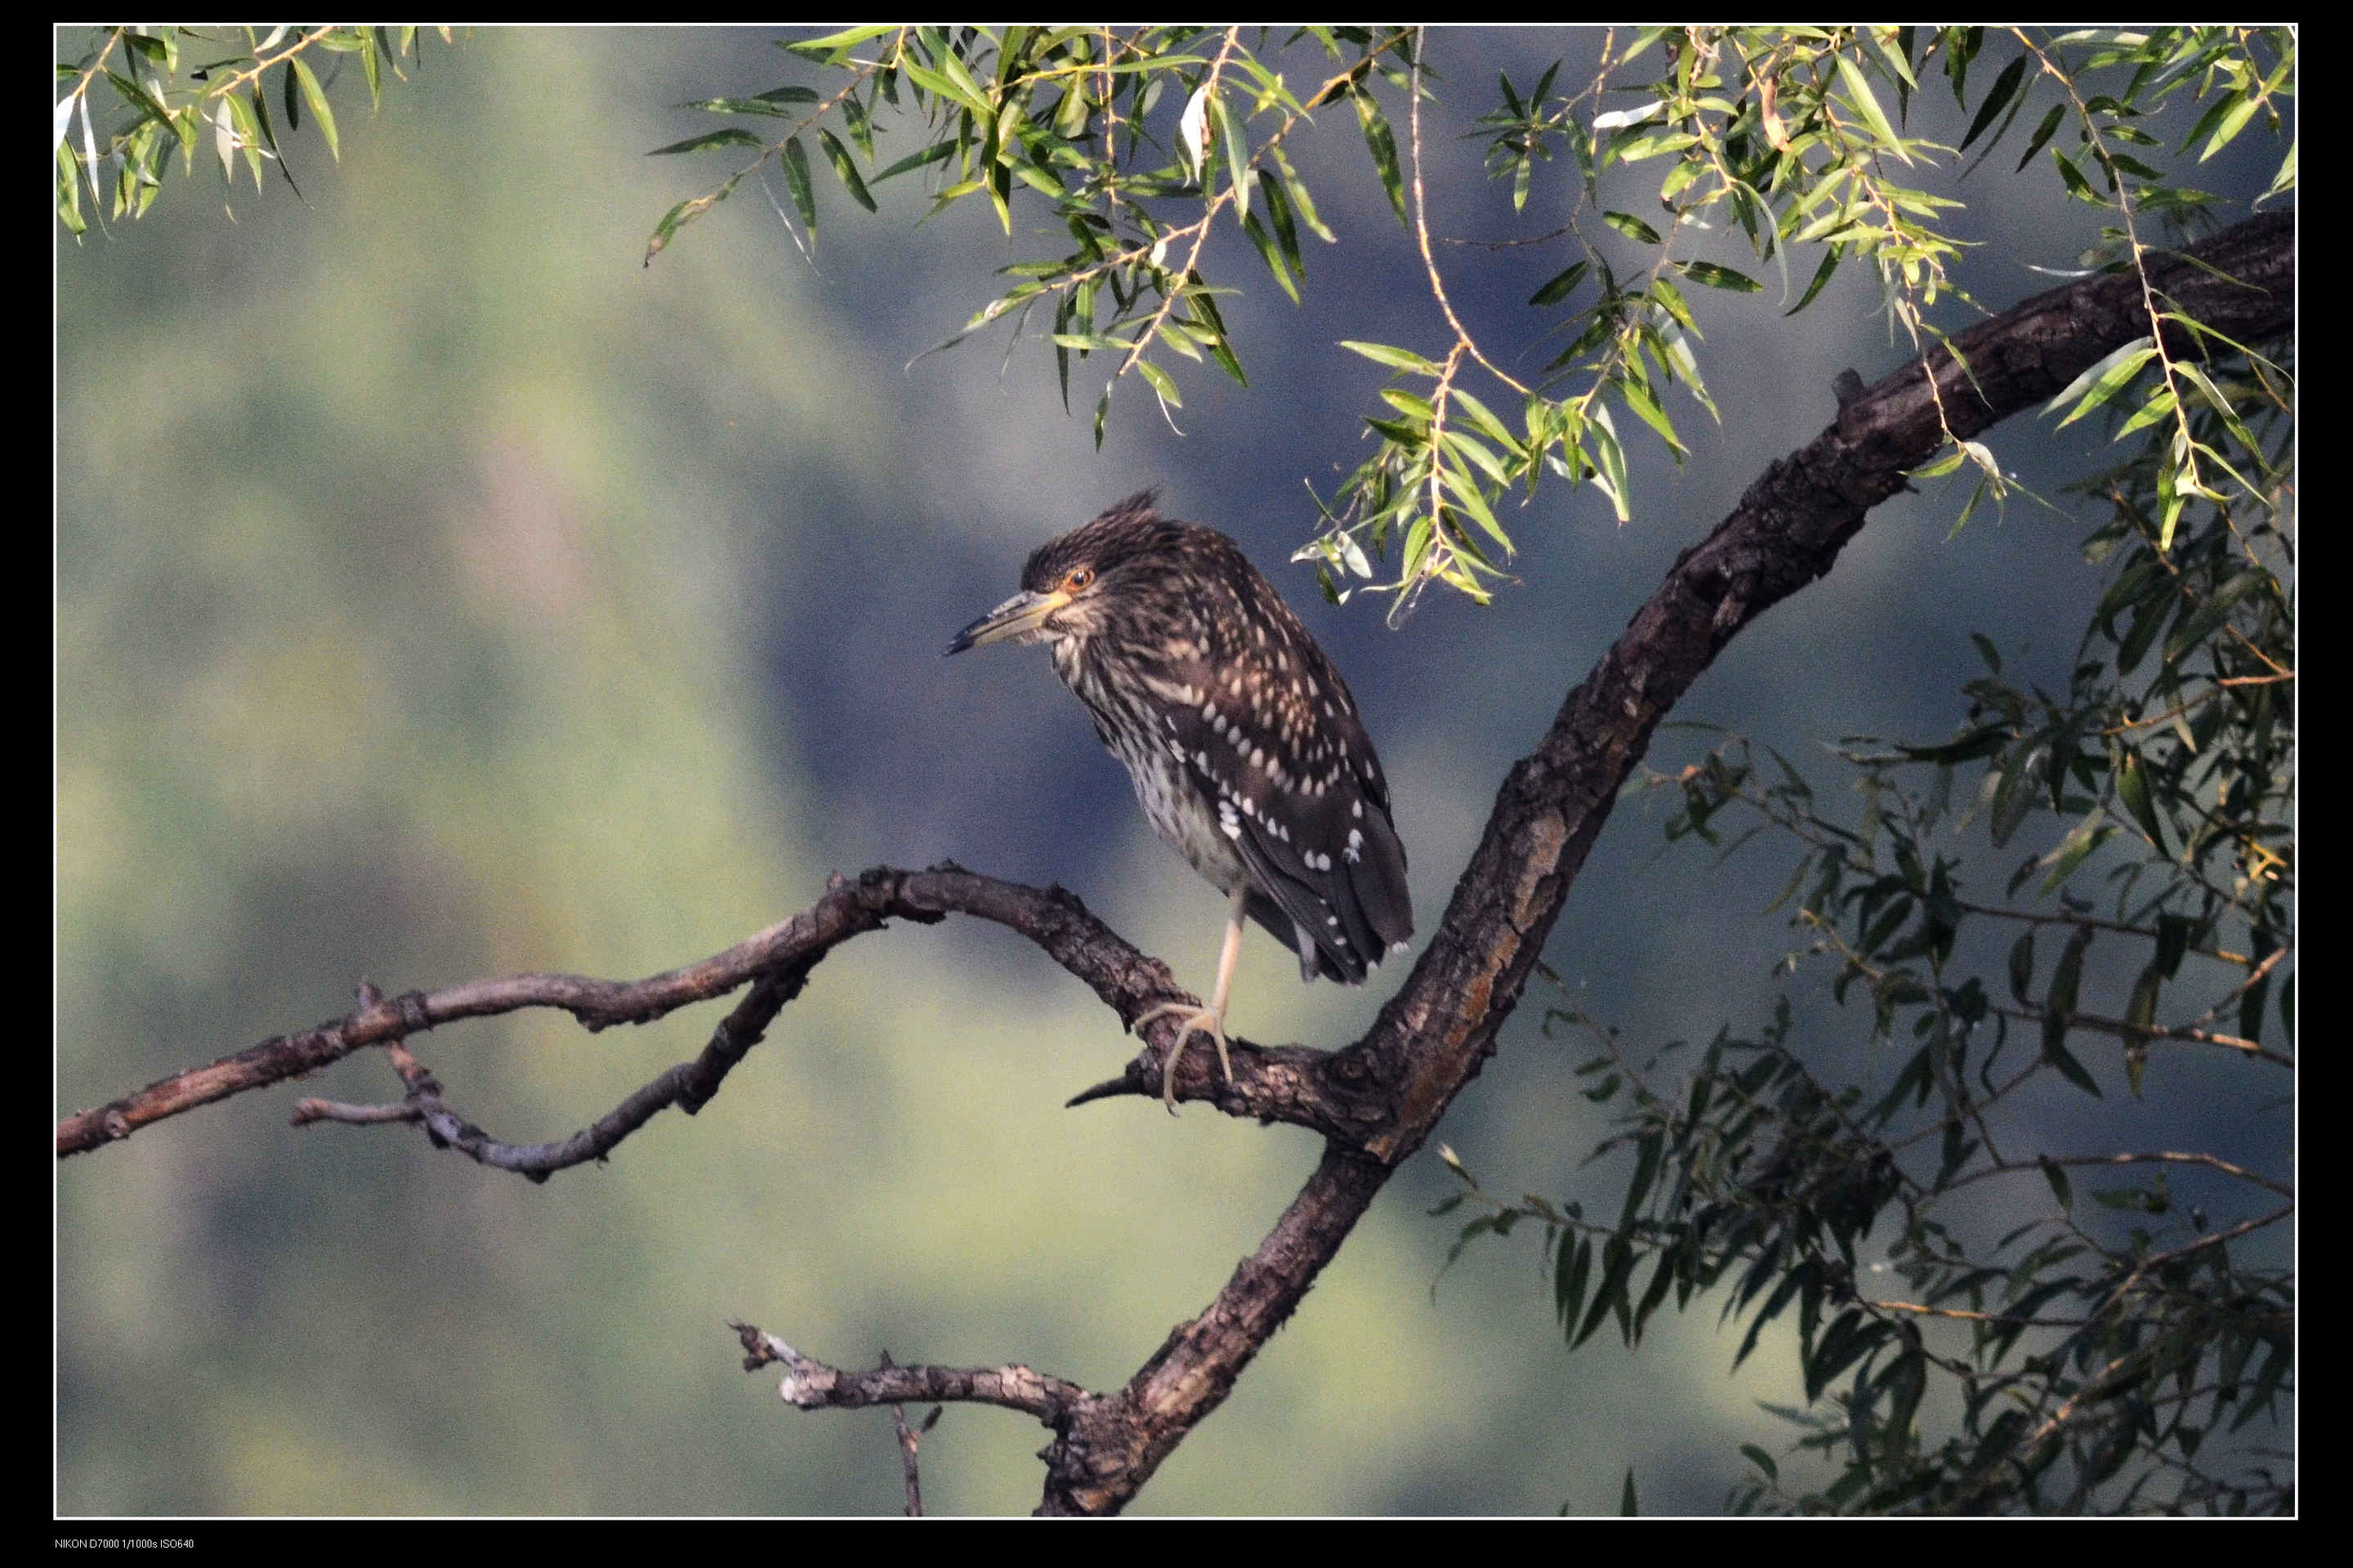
[1062,567,1096,593]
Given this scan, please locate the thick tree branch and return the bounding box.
[1017,211,2293,1512]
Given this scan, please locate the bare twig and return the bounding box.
[732,1321,1092,1427]
[1945,1149,2294,1201]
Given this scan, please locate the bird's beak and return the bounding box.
[945,587,1071,654]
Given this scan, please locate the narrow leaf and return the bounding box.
[781,135,817,232]
[1958,56,2026,151]
[1353,89,1405,225]
[816,127,875,211]
[1836,54,1912,163]
[1340,339,1440,374]
[289,56,338,160]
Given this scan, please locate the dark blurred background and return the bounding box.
[56,27,2288,1514]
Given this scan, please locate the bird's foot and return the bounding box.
[1131,1000,1233,1115]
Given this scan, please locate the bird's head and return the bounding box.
[945,492,1186,657]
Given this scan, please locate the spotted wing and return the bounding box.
[1150,587,1412,984]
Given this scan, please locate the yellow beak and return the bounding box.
[944,587,1073,654]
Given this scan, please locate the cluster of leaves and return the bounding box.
[1436,310,2293,1511]
[1908,26,2296,529]
[647,25,1413,440]
[650,27,2291,624]
[53,25,440,235]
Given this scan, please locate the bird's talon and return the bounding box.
[1133,1001,1230,1114]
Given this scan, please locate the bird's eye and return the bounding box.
[1062,567,1096,593]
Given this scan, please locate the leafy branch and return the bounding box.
[54,25,441,233]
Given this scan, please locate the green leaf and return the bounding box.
[1440,428,1515,490]
[224,90,266,189]
[649,127,767,157]
[2016,103,2065,172]
[676,94,810,118]
[1896,725,2009,765]
[2007,929,2035,1003]
[2260,140,2296,203]
[1555,1235,1592,1330]
[2114,746,2170,855]
[2112,386,2178,441]
[1212,92,1251,213]
[1836,54,1911,163]
[1270,148,1334,242]
[2122,962,2161,1094]
[1787,246,1843,315]
[1603,209,1662,245]
[288,56,337,160]
[784,24,901,56]
[1739,1444,1778,1483]
[2039,1155,2073,1209]
[1339,340,1440,374]
[2050,147,2099,202]
[780,135,817,231]
[815,127,875,211]
[2042,927,2101,1097]
[1239,211,1300,303]
[1679,260,1761,292]
[1352,88,1405,225]
[104,70,172,128]
[2047,337,2156,429]
[2154,914,2192,980]
[2201,93,2261,162]
[1620,1468,1640,1517]
[2162,568,2269,667]
[1588,409,1632,520]
[56,140,86,235]
[1529,259,1588,307]
[1958,56,2027,150]
[1449,390,1522,455]
[2235,958,2270,1048]
[1259,168,1305,281]
[2035,820,2113,897]
[1619,1132,1662,1229]
[1614,375,1686,458]
[870,139,957,185]
[1135,357,1182,408]
[930,42,997,121]
[1573,1236,1635,1348]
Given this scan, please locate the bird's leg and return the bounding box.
[1133,884,1248,1114]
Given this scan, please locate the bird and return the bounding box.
[947,491,1413,1112]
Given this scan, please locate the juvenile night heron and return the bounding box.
[948,491,1413,1111]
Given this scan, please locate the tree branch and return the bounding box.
[733,1320,1092,1427]
[57,864,1214,1160]
[1008,211,2293,1512]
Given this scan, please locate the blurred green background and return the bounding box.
[57,28,2286,1515]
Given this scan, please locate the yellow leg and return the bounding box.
[1132,885,1248,1114]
